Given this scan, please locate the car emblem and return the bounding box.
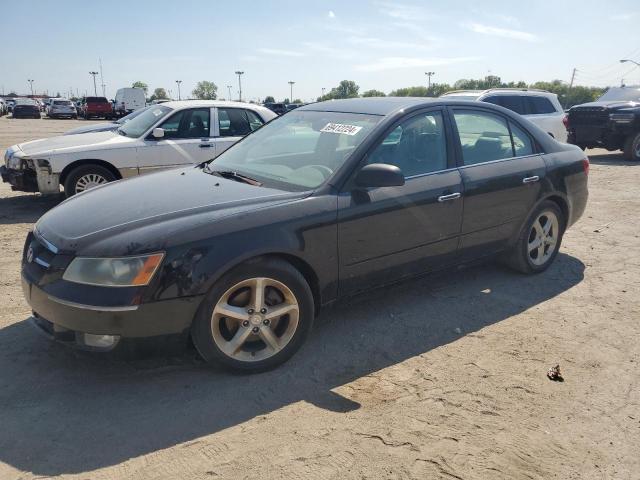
[26,246,34,263]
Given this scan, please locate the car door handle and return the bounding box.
[437,192,461,202]
[522,175,540,184]
[199,143,213,148]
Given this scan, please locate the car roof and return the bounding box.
[443,88,555,98]
[161,100,272,112]
[298,97,442,115]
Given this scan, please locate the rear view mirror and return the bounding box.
[152,128,165,139]
[355,163,405,188]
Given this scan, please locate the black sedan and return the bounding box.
[12,98,41,119]
[22,98,589,372]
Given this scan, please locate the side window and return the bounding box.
[368,111,447,177]
[159,108,210,139]
[510,122,534,156]
[527,97,556,114]
[483,96,526,115]
[453,110,513,165]
[218,108,251,137]
[245,110,265,131]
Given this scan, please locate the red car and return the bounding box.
[81,96,113,119]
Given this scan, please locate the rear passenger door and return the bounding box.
[451,108,546,259]
[212,108,266,156]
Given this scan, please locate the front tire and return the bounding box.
[623,132,640,161]
[191,258,314,373]
[505,201,565,274]
[63,164,116,198]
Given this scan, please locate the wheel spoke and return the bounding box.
[226,326,253,354]
[542,218,552,236]
[528,236,543,252]
[214,303,249,322]
[537,244,545,261]
[265,303,298,320]
[259,327,280,352]
[250,277,266,311]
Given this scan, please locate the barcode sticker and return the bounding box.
[320,123,363,136]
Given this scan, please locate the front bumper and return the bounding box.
[22,274,203,348]
[0,165,39,192]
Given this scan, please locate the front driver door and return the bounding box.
[137,107,214,173]
[338,109,464,295]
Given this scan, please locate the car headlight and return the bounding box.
[609,113,635,123]
[63,253,165,287]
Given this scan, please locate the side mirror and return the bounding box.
[152,128,165,139]
[355,163,405,188]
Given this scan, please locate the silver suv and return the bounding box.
[441,89,568,142]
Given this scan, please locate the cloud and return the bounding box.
[348,35,435,51]
[377,1,431,21]
[257,48,305,57]
[465,22,538,42]
[328,10,335,18]
[610,12,638,21]
[355,56,481,72]
[302,42,357,60]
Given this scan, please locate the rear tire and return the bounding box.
[191,258,314,373]
[623,132,640,161]
[505,201,565,274]
[63,164,116,198]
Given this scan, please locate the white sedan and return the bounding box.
[1,101,276,197]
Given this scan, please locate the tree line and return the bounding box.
[127,76,608,109]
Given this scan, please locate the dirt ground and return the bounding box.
[0,115,638,480]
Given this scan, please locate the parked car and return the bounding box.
[11,99,41,119]
[19,97,589,372]
[113,88,146,117]
[264,102,288,115]
[80,96,113,119]
[6,98,16,113]
[567,86,640,160]
[441,89,568,142]
[64,105,153,135]
[46,98,77,119]
[285,103,303,111]
[1,100,276,196]
[0,99,7,116]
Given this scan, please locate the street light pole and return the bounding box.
[321,87,325,99]
[226,85,233,100]
[235,71,244,102]
[620,58,640,68]
[425,71,435,90]
[89,71,99,96]
[27,79,34,96]
[288,81,295,103]
[175,80,182,100]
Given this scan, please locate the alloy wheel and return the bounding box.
[210,277,300,362]
[527,210,560,266]
[75,173,108,193]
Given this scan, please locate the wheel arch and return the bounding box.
[59,159,122,185]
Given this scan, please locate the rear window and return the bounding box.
[483,95,526,115]
[53,100,72,106]
[526,96,556,114]
[86,97,109,103]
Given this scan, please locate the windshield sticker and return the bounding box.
[152,109,164,116]
[320,123,363,136]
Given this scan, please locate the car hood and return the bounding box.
[17,130,129,156]
[64,123,118,135]
[571,100,640,110]
[35,167,309,255]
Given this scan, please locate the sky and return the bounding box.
[1,0,639,102]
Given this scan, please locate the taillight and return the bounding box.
[562,114,569,130]
[582,157,589,176]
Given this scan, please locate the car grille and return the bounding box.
[569,107,609,126]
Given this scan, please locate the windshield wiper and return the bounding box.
[210,170,262,186]
[117,128,127,136]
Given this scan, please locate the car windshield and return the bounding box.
[117,106,171,137]
[205,110,382,190]
[116,106,151,125]
[597,87,640,102]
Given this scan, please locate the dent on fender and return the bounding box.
[35,161,60,194]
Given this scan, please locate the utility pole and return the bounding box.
[235,71,244,102]
[99,58,105,96]
[27,79,34,96]
[288,81,295,102]
[321,87,325,99]
[226,85,233,100]
[175,80,182,100]
[564,68,577,110]
[89,71,98,96]
[425,71,435,90]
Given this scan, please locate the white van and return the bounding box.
[113,88,146,117]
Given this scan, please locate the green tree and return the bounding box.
[292,98,303,104]
[362,89,386,97]
[263,95,275,103]
[283,98,290,104]
[148,87,168,102]
[192,81,218,100]
[132,81,148,94]
[389,86,430,97]
[320,80,360,101]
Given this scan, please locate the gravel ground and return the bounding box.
[0,116,638,480]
